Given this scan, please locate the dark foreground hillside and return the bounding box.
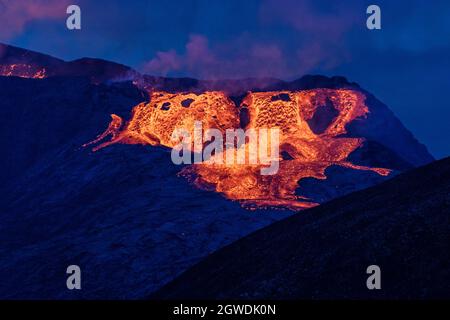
[154,157,450,299]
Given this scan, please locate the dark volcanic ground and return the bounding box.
[154,157,450,299]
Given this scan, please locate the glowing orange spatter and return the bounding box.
[0,64,46,79]
[85,89,391,210]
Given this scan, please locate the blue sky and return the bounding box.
[1,0,449,158]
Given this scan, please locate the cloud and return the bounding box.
[142,0,360,79]
[144,50,182,76]
[142,34,291,79]
[0,0,71,40]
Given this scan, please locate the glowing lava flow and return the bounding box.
[0,64,46,78]
[85,91,239,151]
[86,89,391,210]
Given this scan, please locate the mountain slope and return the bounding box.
[154,157,450,299]
[0,76,291,299]
[0,43,433,168]
[0,43,438,298]
[0,43,136,82]
[0,76,147,184]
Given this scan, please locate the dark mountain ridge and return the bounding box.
[0,43,368,94]
[0,43,136,83]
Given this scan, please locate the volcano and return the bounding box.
[0,43,434,298]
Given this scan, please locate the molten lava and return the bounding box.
[86,91,239,151]
[0,64,46,79]
[86,89,391,210]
